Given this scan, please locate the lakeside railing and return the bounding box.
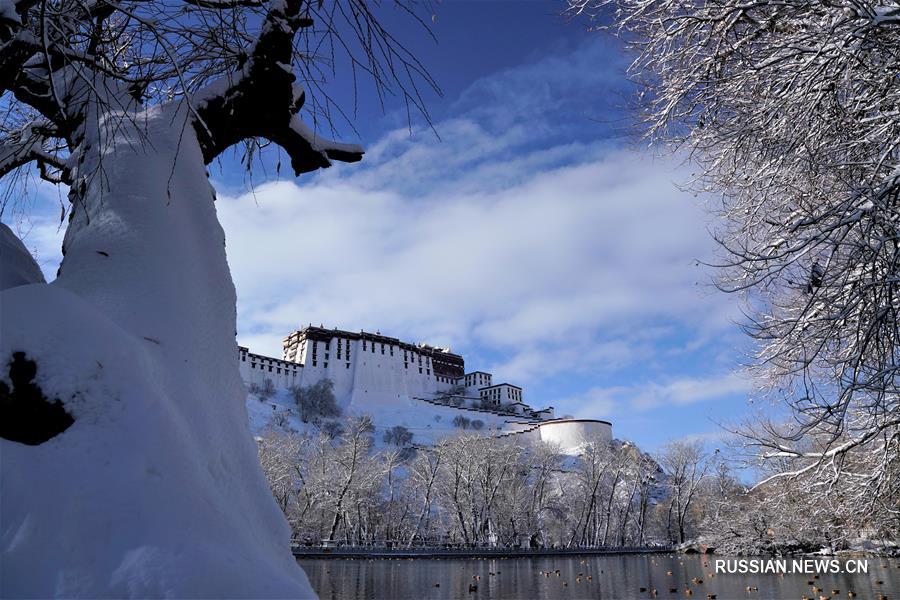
[291,543,674,559]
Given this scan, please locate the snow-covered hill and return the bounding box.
[247,387,536,449]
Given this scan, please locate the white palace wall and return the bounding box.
[295,336,453,411]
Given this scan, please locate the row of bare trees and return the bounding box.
[257,423,733,548]
[259,421,900,551]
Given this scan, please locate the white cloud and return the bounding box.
[566,372,754,419]
[216,146,733,370]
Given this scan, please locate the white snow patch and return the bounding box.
[0,223,45,290]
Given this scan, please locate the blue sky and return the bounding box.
[6,0,757,453]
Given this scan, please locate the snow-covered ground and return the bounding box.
[248,387,532,449]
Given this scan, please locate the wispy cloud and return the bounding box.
[566,372,754,419]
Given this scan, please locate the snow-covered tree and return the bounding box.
[0,0,433,595]
[292,377,340,423]
[658,441,708,544]
[383,424,412,446]
[573,0,900,515]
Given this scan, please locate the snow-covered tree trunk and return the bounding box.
[1,101,318,596]
[0,0,433,595]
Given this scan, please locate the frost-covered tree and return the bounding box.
[383,424,413,446]
[452,414,471,429]
[250,377,277,400]
[0,0,432,595]
[573,0,900,516]
[292,377,341,423]
[658,441,708,544]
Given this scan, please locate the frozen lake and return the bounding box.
[298,553,898,600]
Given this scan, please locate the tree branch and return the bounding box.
[192,0,363,174]
[0,120,70,183]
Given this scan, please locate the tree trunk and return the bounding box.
[0,103,311,596]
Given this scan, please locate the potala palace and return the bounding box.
[240,325,611,454]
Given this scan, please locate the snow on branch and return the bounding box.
[269,115,363,173]
[191,0,364,173]
[0,120,69,183]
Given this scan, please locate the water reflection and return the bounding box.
[298,554,899,600]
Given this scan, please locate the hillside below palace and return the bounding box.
[239,324,612,453]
